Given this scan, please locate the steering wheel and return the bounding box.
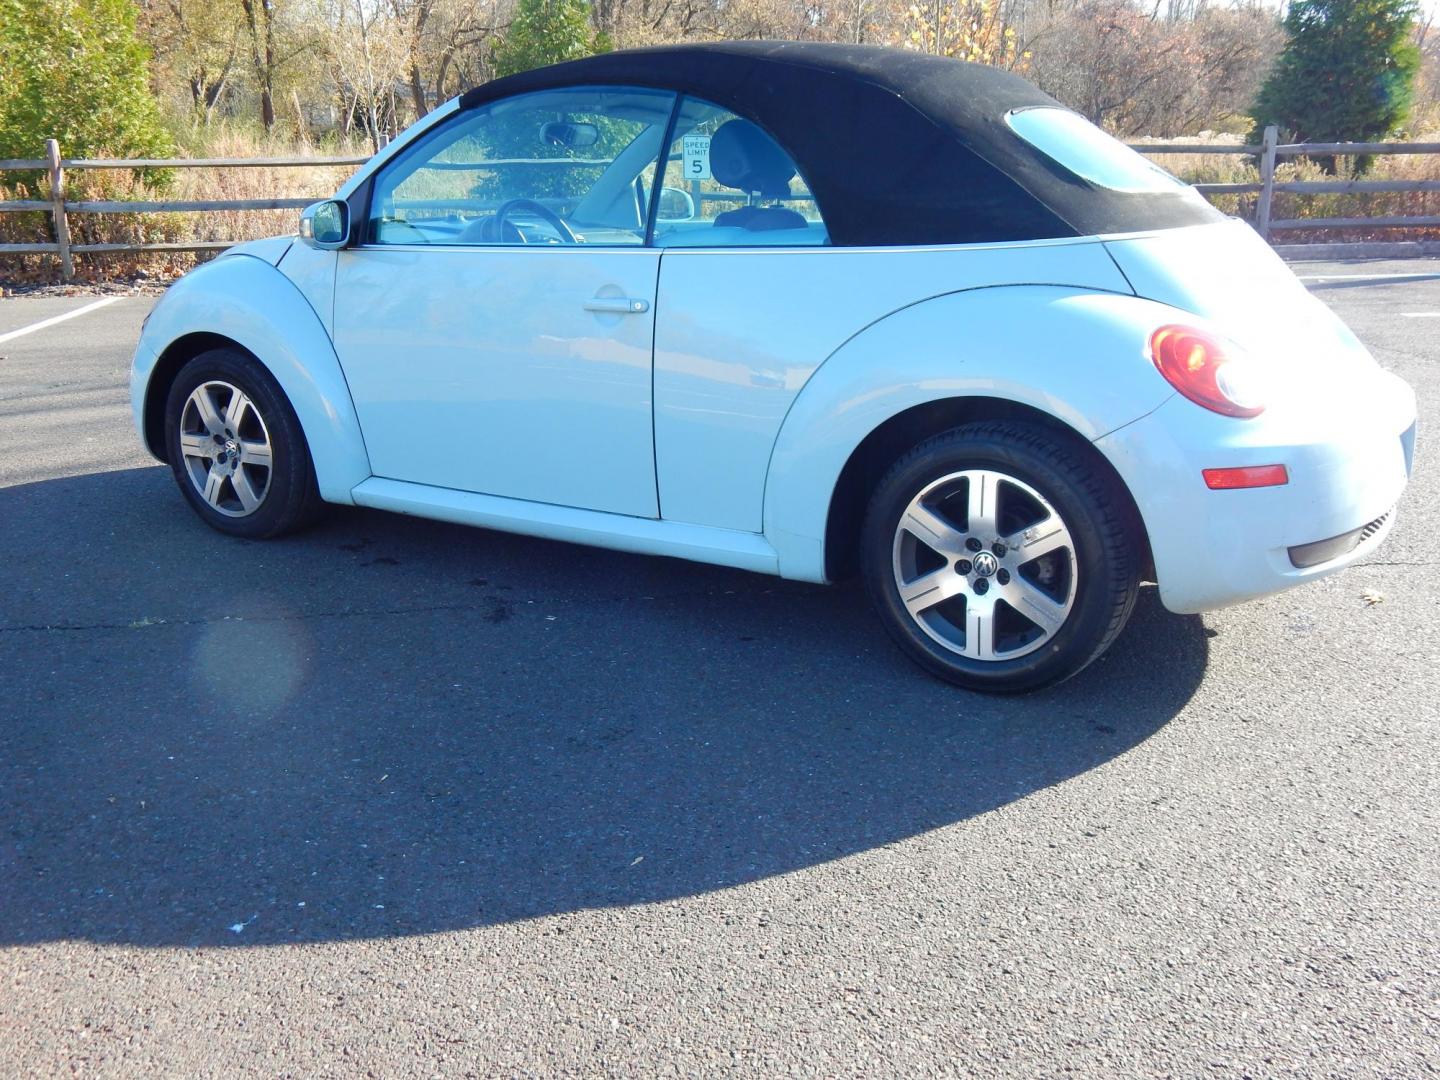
[486,197,579,244]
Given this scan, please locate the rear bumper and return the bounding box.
[1096,371,1416,614]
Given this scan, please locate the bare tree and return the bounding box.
[1028,0,1278,136]
[137,0,1291,141]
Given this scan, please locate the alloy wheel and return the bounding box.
[177,380,273,518]
[890,468,1078,661]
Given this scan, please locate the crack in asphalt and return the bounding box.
[0,585,790,636]
[0,603,486,635]
[1353,559,1438,569]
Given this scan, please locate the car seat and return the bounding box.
[709,119,809,232]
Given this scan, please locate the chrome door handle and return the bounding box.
[584,297,650,314]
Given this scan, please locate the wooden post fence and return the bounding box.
[44,139,75,281]
[0,143,371,280]
[1255,124,1279,243]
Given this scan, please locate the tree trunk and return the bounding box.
[435,51,454,100]
[241,0,277,130]
[402,0,434,118]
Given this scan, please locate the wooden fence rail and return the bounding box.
[2,126,1439,280]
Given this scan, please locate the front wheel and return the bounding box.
[861,420,1140,693]
[163,348,325,539]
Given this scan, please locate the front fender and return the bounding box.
[132,253,370,504]
[762,286,1183,582]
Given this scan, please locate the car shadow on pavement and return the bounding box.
[0,467,1208,946]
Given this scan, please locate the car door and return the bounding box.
[332,86,677,519]
[648,96,834,532]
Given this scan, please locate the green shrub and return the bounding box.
[1250,0,1421,148]
[0,0,175,166]
[492,0,610,79]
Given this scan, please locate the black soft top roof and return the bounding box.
[459,42,1221,246]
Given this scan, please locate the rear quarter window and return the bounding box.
[1006,107,1187,195]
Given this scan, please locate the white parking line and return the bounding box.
[1400,312,1440,318]
[0,296,122,345]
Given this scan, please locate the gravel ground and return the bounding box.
[0,280,169,299]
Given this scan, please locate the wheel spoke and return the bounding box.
[965,598,994,660]
[231,467,262,512]
[1001,578,1066,636]
[965,472,1000,538]
[898,569,963,617]
[192,387,225,435]
[1005,517,1071,563]
[900,503,968,557]
[223,389,250,432]
[201,465,226,508]
[239,439,272,469]
[178,432,212,459]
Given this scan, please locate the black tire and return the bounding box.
[860,420,1140,693]
[163,348,325,539]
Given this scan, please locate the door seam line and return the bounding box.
[650,250,665,519]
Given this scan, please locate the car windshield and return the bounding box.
[1005,107,1186,195]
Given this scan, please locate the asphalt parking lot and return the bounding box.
[1,261,1436,1077]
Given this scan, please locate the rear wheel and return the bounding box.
[164,348,324,538]
[861,420,1140,693]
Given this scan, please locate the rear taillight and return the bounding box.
[1150,325,1266,418]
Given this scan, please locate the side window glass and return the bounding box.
[651,97,828,248]
[367,86,675,246]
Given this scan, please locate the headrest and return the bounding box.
[709,119,796,199]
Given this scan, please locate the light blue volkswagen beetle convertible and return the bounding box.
[131,42,1417,692]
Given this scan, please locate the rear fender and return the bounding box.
[132,253,370,504]
[763,286,1184,581]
